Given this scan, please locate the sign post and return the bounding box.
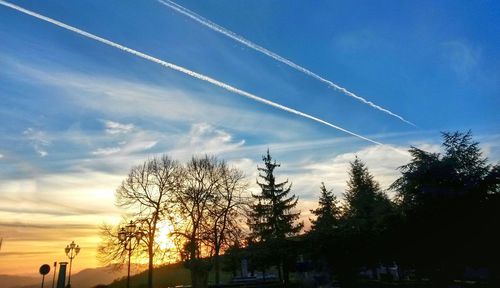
[52,261,57,288]
[39,264,51,288]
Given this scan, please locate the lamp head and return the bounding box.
[75,245,81,255]
[135,231,143,242]
[118,227,127,241]
[126,221,136,233]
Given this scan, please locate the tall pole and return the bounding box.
[67,257,73,287]
[127,240,132,288]
[118,221,143,288]
[51,262,57,288]
[64,241,80,288]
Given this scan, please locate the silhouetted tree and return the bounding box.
[336,157,394,283]
[113,155,182,288]
[390,131,500,283]
[206,164,248,285]
[344,157,393,225]
[308,183,340,274]
[310,183,340,232]
[173,155,247,288]
[98,222,136,267]
[247,150,303,286]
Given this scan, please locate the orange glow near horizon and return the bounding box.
[0,220,183,276]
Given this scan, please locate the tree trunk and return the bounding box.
[148,245,154,288]
[214,252,220,285]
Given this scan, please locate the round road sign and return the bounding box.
[39,264,51,275]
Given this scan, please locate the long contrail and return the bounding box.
[157,0,416,127]
[0,0,383,146]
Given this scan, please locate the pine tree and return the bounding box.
[309,183,340,271]
[248,150,303,240]
[247,150,303,285]
[339,156,394,274]
[310,182,340,233]
[344,156,391,226]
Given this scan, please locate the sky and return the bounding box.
[1,0,499,276]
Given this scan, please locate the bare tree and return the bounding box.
[206,165,248,285]
[173,155,248,288]
[97,220,148,269]
[98,154,247,288]
[97,223,129,267]
[114,155,181,288]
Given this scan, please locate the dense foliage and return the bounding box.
[245,131,499,287]
[101,131,499,288]
[389,131,500,284]
[247,150,303,285]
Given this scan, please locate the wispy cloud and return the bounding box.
[156,0,415,127]
[90,127,158,160]
[23,127,50,157]
[0,251,53,256]
[0,0,384,146]
[91,147,121,156]
[0,221,97,230]
[170,123,245,160]
[103,120,134,134]
[10,66,309,140]
[441,41,481,79]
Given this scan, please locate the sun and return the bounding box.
[156,221,176,250]
[132,220,182,265]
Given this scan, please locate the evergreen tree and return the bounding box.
[310,182,340,233]
[343,156,393,230]
[247,150,303,285]
[309,183,340,272]
[390,131,500,283]
[336,157,394,282]
[392,131,492,209]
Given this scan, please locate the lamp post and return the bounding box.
[118,221,143,288]
[64,241,80,288]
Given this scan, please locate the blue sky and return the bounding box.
[0,0,499,275]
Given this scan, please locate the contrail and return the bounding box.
[0,0,383,146]
[157,0,416,127]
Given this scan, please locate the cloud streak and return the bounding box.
[0,0,384,146]
[103,120,134,134]
[157,0,416,127]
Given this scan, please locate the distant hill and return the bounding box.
[4,262,231,288]
[67,264,145,288]
[105,262,191,288]
[0,274,38,288]
[3,264,146,288]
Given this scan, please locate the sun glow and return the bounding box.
[132,221,179,265]
[156,221,176,250]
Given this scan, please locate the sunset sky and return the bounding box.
[1,0,499,276]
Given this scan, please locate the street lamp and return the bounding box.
[118,220,143,288]
[64,241,80,288]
